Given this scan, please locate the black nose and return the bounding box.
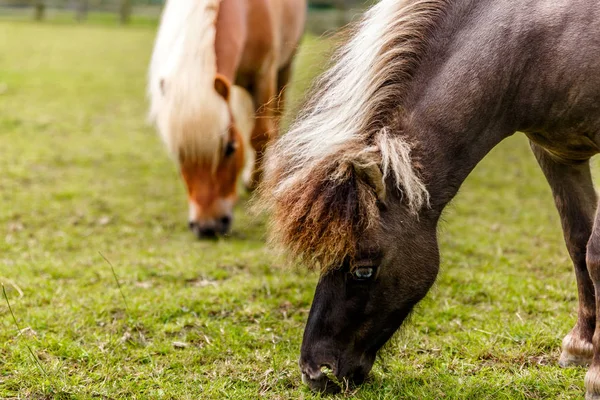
[299,350,373,393]
[219,215,232,231]
[188,222,217,239]
[188,217,232,239]
[198,227,217,237]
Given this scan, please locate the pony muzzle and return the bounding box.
[299,339,376,393]
[187,196,235,238]
[299,359,342,394]
[188,215,232,238]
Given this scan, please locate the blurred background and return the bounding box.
[0,0,374,33]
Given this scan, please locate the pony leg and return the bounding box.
[248,62,278,190]
[530,142,596,368]
[582,199,600,399]
[275,59,294,120]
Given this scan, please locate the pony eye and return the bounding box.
[352,267,374,281]
[224,140,237,157]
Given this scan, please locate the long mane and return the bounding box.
[148,0,228,166]
[262,0,447,270]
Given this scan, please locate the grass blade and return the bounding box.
[99,252,130,314]
[2,284,47,376]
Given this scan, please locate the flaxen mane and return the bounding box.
[148,0,228,168]
[262,0,448,270]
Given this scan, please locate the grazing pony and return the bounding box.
[149,0,306,237]
[261,0,600,397]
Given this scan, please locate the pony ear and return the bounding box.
[352,160,386,203]
[214,74,231,100]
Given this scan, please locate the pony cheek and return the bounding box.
[227,129,246,182]
[216,158,241,201]
[235,142,246,177]
[179,165,219,220]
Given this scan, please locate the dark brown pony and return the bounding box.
[149,0,306,237]
[261,0,600,397]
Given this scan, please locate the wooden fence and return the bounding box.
[0,0,370,28]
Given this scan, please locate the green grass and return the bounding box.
[0,21,594,399]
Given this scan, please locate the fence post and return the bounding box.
[119,0,132,24]
[76,0,89,22]
[33,0,46,21]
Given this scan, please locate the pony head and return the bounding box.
[180,77,255,237]
[153,71,255,238]
[180,76,241,237]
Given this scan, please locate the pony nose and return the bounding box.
[219,215,232,232]
[188,216,232,238]
[188,221,217,238]
[299,359,341,394]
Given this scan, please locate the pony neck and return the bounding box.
[403,75,516,214]
[411,117,512,215]
[399,0,525,214]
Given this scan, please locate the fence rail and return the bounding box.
[0,1,369,30]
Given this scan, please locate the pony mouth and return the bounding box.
[301,362,371,393]
[188,218,232,238]
[301,365,342,394]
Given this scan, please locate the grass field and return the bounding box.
[0,20,595,399]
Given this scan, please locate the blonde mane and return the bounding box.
[262,0,447,270]
[148,0,229,166]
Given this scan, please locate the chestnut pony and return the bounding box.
[149,0,306,237]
